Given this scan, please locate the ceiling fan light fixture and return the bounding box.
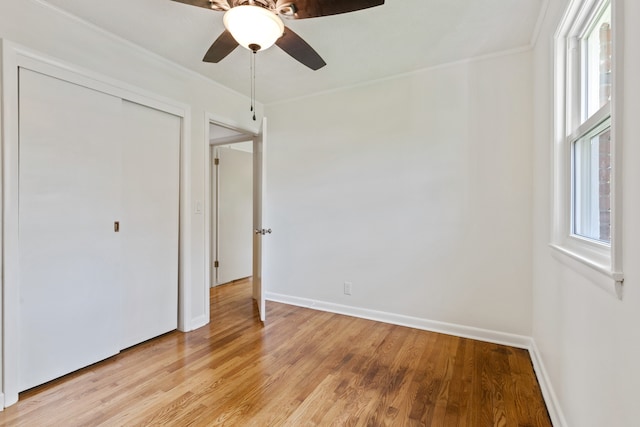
[223,5,284,52]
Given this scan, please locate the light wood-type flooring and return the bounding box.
[0,278,551,426]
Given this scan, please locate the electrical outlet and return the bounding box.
[344,281,352,296]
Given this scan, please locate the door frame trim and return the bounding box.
[0,40,192,407]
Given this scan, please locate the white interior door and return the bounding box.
[18,69,123,391]
[252,119,268,322]
[120,100,180,350]
[216,146,253,285]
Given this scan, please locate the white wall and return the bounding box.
[264,50,533,336]
[532,1,640,426]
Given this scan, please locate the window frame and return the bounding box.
[551,0,623,298]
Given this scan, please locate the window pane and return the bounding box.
[573,127,611,243]
[583,2,611,120]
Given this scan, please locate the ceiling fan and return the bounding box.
[171,0,385,70]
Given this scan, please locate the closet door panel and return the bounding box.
[18,69,123,391]
[120,100,180,349]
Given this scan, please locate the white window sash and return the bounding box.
[551,0,623,299]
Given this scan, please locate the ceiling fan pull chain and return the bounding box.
[251,50,257,121]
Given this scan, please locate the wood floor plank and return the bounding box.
[358,325,414,426]
[0,279,552,426]
[441,337,469,426]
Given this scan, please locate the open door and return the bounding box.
[252,118,268,322]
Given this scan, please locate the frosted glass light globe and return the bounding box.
[223,5,285,52]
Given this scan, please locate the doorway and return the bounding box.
[211,134,254,287]
[204,119,267,322]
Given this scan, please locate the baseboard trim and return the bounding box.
[0,392,4,410]
[266,292,567,426]
[527,340,568,427]
[266,292,531,348]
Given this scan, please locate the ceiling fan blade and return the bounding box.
[288,0,384,19]
[203,30,239,63]
[171,0,229,11]
[276,27,326,70]
[171,0,214,10]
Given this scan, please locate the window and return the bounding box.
[552,0,623,297]
[571,2,611,243]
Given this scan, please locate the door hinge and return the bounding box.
[214,260,219,268]
[214,158,219,165]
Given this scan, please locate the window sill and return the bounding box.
[549,242,624,299]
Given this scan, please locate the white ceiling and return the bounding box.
[41,0,544,104]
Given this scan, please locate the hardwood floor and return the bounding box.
[0,278,551,426]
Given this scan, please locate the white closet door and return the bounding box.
[119,100,180,349]
[18,69,123,391]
